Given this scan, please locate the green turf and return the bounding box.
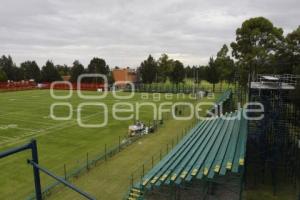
[0,89,212,199]
[142,79,235,91]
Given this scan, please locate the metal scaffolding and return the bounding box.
[247,74,300,196]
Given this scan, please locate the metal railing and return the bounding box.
[0,140,95,200]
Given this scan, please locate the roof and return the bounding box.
[250,82,295,90]
[140,109,247,189]
[261,75,279,81]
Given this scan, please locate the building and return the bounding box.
[112,68,137,87]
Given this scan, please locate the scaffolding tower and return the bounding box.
[247,74,300,196]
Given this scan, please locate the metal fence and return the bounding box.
[26,116,171,200]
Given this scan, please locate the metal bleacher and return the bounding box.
[127,108,247,200]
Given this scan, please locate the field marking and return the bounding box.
[15,127,39,132]
[0,111,105,146]
[0,90,180,147]
[0,136,13,140]
[0,115,55,126]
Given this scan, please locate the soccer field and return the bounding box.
[0,89,204,199]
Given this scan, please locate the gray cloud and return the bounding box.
[0,0,299,68]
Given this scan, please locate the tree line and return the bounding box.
[0,17,299,90]
[0,57,110,83]
[138,17,300,90]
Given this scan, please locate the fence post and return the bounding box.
[152,156,154,168]
[119,136,121,152]
[131,174,134,187]
[160,149,162,160]
[86,152,89,170]
[31,140,42,200]
[64,164,67,180]
[105,144,107,161]
[142,164,145,178]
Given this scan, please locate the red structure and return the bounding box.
[0,81,105,92]
[112,68,137,86]
[39,82,105,91]
[0,81,36,91]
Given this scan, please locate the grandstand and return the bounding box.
[127,109,247,200]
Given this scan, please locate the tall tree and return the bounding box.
[139,55,157,83]
[13,66,24,81]
[0,68,8,82]
[56,65,71,77]
[70,60,85,82]
[88,57,109,75]
[197,66,207,85]
[185,65,192,79]
[20,61,41,82]
[285,26,300,74]
[206,57,220,92]
[0,55,15,80]
[170,60,185,85]
[87,57,109,83]
[214,44,235,88]
[157,54,174,82]
[231,17,284,86]
[41,61,61,82]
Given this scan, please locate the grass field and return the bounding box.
[0,89,216,199]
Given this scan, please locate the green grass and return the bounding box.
[47,117,199,200]
[0,89,214,199]
[141,79,235,92]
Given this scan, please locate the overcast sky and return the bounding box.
[0,0,299,68]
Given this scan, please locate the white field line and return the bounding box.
[0,111,105,147]
[0,136,12,140]
[1,111,53,120]
[15,127,39,132]
[0,112,14,117]
[0,116,55,126]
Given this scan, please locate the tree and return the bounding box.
[0,55,15,80]
[88,57,109,75]
[41,61,61,82]
[197,66,207,85]
[20,61,41,82]
[139,55,157,83]
[0,68,7,82]
[214,44,235,88]
[185,65,192,79]
[170,60,185,85]
[56,65,71,77]
[157,54,174,82]
[87,57,109,83]
[206,57,220,92]
[231,17,284,86]
[275,26,300,74]
[70,60,85,82]
[13,66,24,81]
